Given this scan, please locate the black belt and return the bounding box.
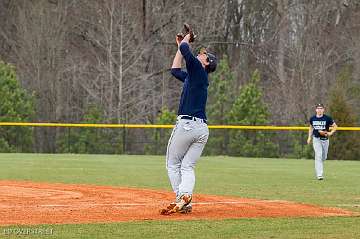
[180,115,207,124]
[315,137,328,141]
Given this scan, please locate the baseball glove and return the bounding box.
[176,23,196,43]
[318,130,328,137]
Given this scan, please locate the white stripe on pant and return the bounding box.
[312,137,329,178]
[166,118,209,198]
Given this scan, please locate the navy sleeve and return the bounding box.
[328,116,334,125]
[171,68,187,82]
[179,42,197,71]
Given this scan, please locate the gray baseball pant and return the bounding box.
[312,137,329,178]
[166,117,209,198]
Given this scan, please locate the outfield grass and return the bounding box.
[0,153,359,238]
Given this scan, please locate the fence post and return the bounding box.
[67,127,71,153]
[122,125,126,154]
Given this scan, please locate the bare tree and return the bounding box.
[1,0,71,152]
[1,0,359,153]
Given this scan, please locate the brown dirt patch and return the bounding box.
[0,180,354,225]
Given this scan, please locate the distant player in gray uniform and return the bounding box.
[307,103,337,180]
[160,33,217,215]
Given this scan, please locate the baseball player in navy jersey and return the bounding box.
[160,33,217,215]
[307,103,337,180]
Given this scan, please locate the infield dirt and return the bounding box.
[0,180,355,225]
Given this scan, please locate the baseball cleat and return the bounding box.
[172,194,192,213]
[160,194,192,215]
[179,204,192,214]
[159,202,176,215]
[180,194,192,205]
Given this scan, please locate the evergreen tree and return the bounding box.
[205,56,235,155]
[0,61,34,152]
[56,104,121,154]
[145,107,177,155]
[328,66,360,160]
[227,69,279,157]
[288,132,313,159]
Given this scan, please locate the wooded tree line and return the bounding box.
[0,0,359,158]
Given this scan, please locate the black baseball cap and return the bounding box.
[197,46,217,73]
[205,52,217,73]
[315,103,325,108]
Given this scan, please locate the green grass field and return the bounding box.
[0,153,359,239]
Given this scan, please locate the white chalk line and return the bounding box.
[336,204,360,207]
[39,200,288,208]
[44,201,254,207]
[0,201,260,208]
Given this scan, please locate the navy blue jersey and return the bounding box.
[309,114,334,139]
[171,42,209,120]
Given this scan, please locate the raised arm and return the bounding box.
[171,34,188,82]
[171,34,184,69]
[171,49,183,69]
[179,34,196,67]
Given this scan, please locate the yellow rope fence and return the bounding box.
[0,122,359,131]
